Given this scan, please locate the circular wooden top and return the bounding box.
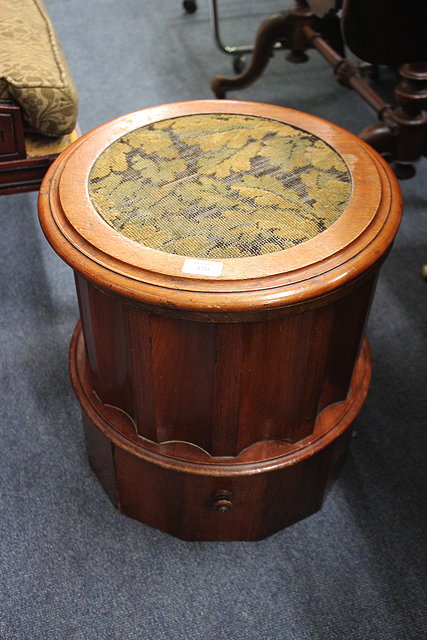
[39,100,402,316]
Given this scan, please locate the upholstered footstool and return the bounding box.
[0,0,78,193]
[39,100,401,540]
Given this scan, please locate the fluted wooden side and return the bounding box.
[74,269,377,459]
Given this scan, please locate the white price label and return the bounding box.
[182,258,223,277]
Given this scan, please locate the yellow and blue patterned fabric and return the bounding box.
[89,114,351,259]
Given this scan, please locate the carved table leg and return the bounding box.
[211,11,294,99]
[210,1,344,99]
[360,62,427,179]
[390,62,427,178]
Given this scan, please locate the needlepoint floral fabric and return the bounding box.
[89,114,351,259]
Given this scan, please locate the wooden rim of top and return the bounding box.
[38,100,402,313]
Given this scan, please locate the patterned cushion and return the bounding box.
[0,0,78,136]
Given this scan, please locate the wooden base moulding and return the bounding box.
[39,100,402,540]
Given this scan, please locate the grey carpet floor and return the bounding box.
[1,2,426,639]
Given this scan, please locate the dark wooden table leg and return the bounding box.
[360,62,427,179]
[389,62,427,178]
[211,11,294,99]
[210,1,344,99]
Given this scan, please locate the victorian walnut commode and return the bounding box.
[39,100,402,540]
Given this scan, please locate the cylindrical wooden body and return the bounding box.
[39,100,402,540]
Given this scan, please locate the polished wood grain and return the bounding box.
[71,322,371,540]
[39,100,402,540]
[71,265,377,460]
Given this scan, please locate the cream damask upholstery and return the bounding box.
[0,0,78,137]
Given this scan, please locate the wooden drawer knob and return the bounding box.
[212,490,233,513]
